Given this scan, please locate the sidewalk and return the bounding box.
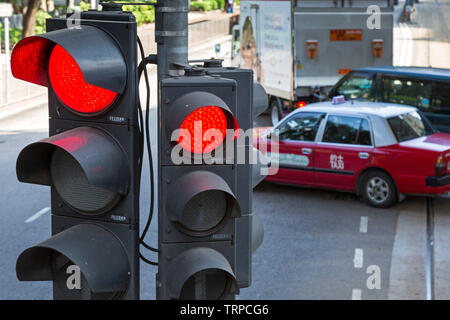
[387,196,450,300]
[394,0,450,68]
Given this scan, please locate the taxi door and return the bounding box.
[314,114,373,191]
[266,112,325,186]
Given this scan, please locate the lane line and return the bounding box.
[360,216,368,233]
[25,207,50,223]
[352,288,362,300]
[399,23,409,66]
[354,248,364,269]
[404,22,413,66]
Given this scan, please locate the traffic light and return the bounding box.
[199,60,267,289]
[157,61,266,300]
[12,8,140,299]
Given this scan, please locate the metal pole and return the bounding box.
[155,0,188,301]
[0,18,2,106]
[426,197,435,300]
[155,0,188,81]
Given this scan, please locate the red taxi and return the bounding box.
[255,101,450,208]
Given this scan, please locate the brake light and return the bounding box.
[297,101,307,108]
[48,44,117,114]
[178,106,228,154]
[435,154,446,177]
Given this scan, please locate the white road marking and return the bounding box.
[398,23,406,66]
[360,216,368,233]
[398,23,413,66]
[354,248,364,269]
[404,23,413,66]
[25,207,50,223]
[352,288,362,300]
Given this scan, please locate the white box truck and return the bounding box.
[231,0,394,124]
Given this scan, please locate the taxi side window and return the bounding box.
[322,115,372,146]
[430,81,450,114]
[277,112,324,142]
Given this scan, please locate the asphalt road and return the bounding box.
[0,107,434,300]
[0,106,398,300]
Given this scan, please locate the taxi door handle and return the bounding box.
[358,152,370,159]
[302,148,312,155]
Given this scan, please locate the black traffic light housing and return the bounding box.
[157,63,266,299]
[157,71,241,299]
[13,9,140,299]
[199,60,267,289]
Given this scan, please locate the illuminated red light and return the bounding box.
[297,101,307,108]
[178,106,228,154]
[48,44,117,114]
[11,37,50,87]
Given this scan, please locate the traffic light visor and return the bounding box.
[166,171,241,237]
[11,25,126,114]
[167,247,238,300]
[16,224,130,298]
[16,127,129,214]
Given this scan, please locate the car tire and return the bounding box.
[361,171,398,208]
[270,99,281,126]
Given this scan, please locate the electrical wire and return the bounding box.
[137,36,159,265]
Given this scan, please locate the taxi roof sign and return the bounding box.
[332,95,346,104]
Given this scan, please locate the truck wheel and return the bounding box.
[361,171,398,208]
[270,99,281,126]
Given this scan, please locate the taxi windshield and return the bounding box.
[387,111,435,142]
[335,73,375,100]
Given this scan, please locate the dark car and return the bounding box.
[330,66,450,133]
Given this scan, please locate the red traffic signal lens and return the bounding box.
[11,37,50,87]
[178,106,228,154]
[48,44,117,114]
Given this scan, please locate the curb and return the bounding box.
[0,97,47,122]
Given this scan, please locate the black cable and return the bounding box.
[139,253,158,266]
[137,59,157,265]
[137,36,159,260]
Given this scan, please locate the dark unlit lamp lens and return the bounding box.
[181,190,227,233]
[179,269,231,300]
[50,148,118,214]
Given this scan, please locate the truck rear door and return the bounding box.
[239,0,293,100]
[294,0,393,92]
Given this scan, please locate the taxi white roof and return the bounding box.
[281,101,419,147]
[293,101,417,119]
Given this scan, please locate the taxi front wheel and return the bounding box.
[270,99,281,126]
[361,171,398,208]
